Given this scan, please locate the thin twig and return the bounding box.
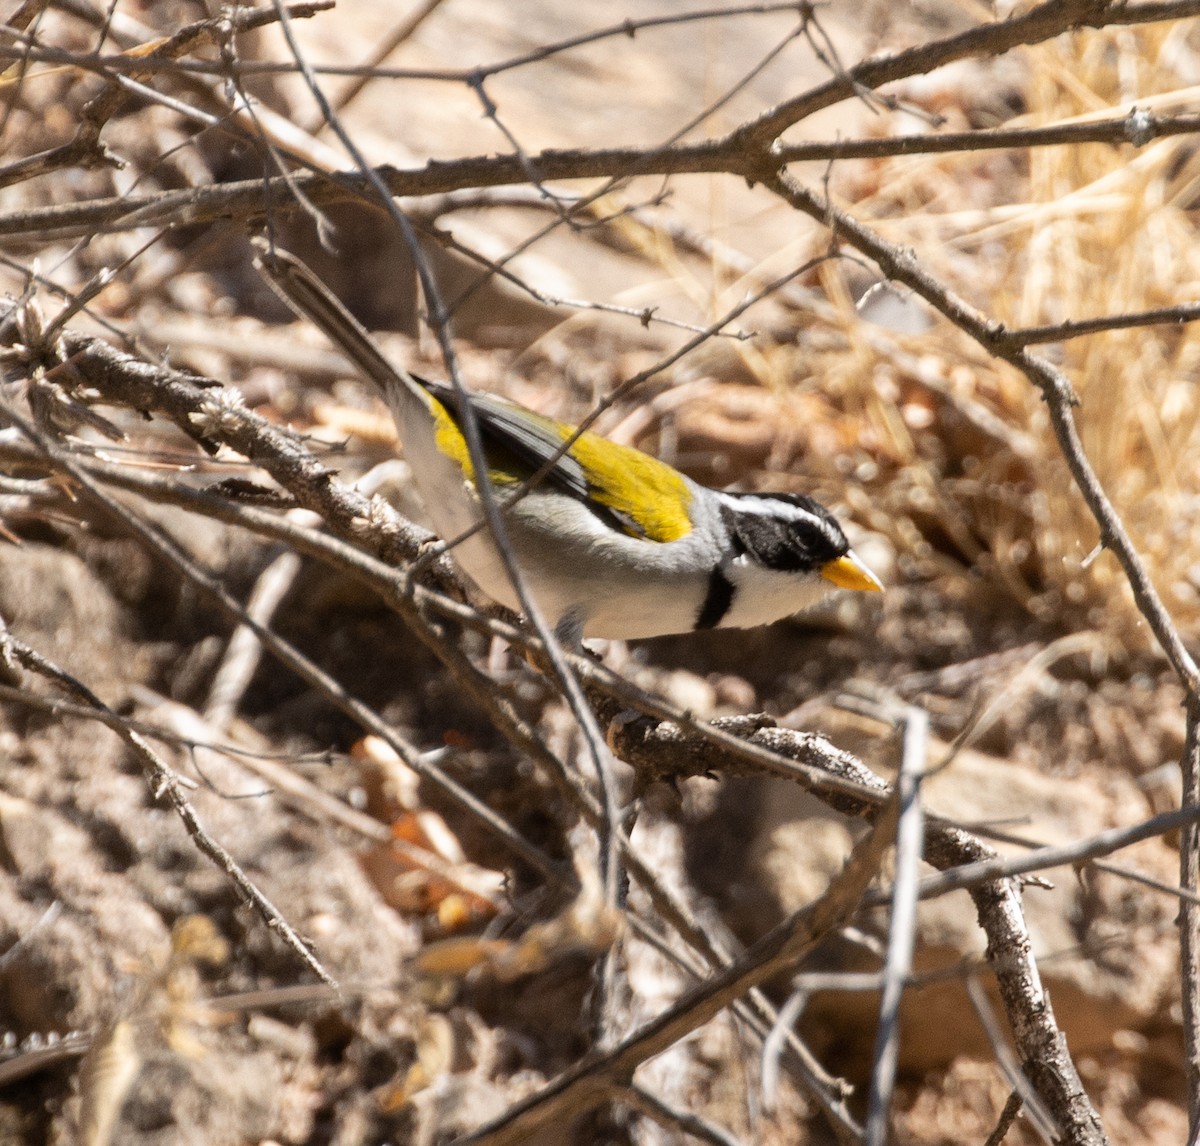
[966,975,1058,1144]
[617,1084,745,1146]
[998,299,1200,346]
[318,0,447,122]
[864,707,927,1145]
[736,0,1200,148]
[1180,699,1200,1136]
[773,107,1200,164]
[984,1091,1025,1146]
[203,546,302,732]
[759,985,813,1117]
[0,1030,92,1089]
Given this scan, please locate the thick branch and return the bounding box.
[736,0,1200,148]
[606,713,1105,1146]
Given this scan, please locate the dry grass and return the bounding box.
[802,21,1200,644]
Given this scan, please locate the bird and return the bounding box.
[254,243,883,645]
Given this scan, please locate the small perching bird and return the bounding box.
[255,243,882,645]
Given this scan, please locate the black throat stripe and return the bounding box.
[695,564,736,629]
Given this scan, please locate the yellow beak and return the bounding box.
[821,550,884,593]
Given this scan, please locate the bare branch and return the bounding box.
[984,1091,1026,1146]
[604,712,1106,1145]
[1180,700,1200,1136]
[202,547,303,733]
[1000,299,1200,346]
[774,108,1200,163]
[617,1084,745,1146]
[736,0,1200,147]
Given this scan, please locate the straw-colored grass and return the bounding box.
[683,21,1200,648]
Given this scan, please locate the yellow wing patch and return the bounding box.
[427,389,693,544]
[566,430,693,543]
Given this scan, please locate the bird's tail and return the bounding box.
[251,237,431,423]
